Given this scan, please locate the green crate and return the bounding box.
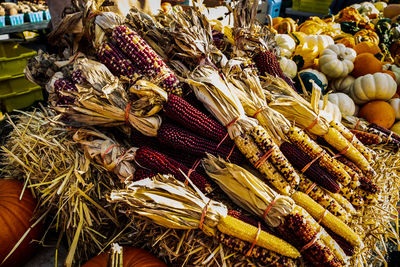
[0,74,38,96]
[0,42,37,77]
[292,0,331,14]
[0,86,43,112]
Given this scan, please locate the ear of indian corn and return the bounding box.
[157,123,243,164]
[349,129,383,145]
[336,160,360,189]
[330,121,375,162]
[164,94,232,146]
[97,41,138,78]
[280,141,340,193]
[234,133,293,196]
[288,127,352,186]
[291,192,363,250]
[297,175,350,223]
[355,188,378,205]
[253,51,295,89]
[53,78,77,105]
[112,25,182,96]
[215,231,297,267]
[323,125,376,179]
[325,228,355,256]
[339,186,364,208]
[227,210,268,231]
[133,167,157,181]
[277,207,344,266]
[364,126,400,146]
[249,126,300,188]
[217,215,300,259]
[325,190,357,216]
[135,146,212,193]
[369,123,400,143]
[335,156,379,194]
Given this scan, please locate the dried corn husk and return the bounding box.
[187,65,258,139]
[202,154,294,227]
[73,129,136,182]
[109,174,227,237]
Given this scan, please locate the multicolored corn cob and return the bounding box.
[363,125,400,146]
[336,161,360,189]
[228,210,268,231]
[112,25,182,96]
[277,211,342,267]
[288,127,352,186]
[349,129,382,145]
[330,121,374,162]
[253,51,295,89]
[250,126,300,189]
[157,123,243,164]
[54,78,77,105]
[297,175,350,223]
[163,94,232,146]
[280,141,340,193]
[234,133,293,196]
[325,191,357,216]
[339,186,364,208]
[215,231,297,267]
[369,123,400,143]
[97,41,138,78]
[323,125,376,179]
[325,228,355,257]
[135,146,212,193]
[336,156,379,194]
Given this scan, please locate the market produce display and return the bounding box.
[1,0,400,266]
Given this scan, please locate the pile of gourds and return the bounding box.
[271,1,400,134]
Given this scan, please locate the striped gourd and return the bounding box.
[330,121,375,163]
[323,125,376,179]
[297,175,350,223]
[249,126,300,188]
[291,193,363,250]
[215,231,297,267]
[349,129,382,145]
[288,127,352,186]
[97,41,138,78]
[163,94,232,146]
[135,146,212,193]
[234,133,293,196]
[112,25,182,96]
[157,123,243,164]
[280,141,340,193]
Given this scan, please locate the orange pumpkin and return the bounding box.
[359,100,396,129]
[352,53,383,77]
[353,41,381,55]
[83,247,167,267]
[0,179,42,267]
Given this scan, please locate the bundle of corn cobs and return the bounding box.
[19,0,400,266]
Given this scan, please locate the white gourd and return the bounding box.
[319,44,356,78]
[389,98,400,120]
[328,93,356,116]
[350,73,397,104]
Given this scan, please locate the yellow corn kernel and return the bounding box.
[325,190,357,216]
[217,215,301,258]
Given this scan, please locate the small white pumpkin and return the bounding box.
[329,75,355,94]
[328,92,356,116]
[300,68,328,86]
[279,57,297,79]
[350,73,397,104]
[389,98,400,120]
[275,34,296,58]
[303,35,334,56]
[383,64,400,85]
[358,2,380,16]
[319,44,357,78]
[319,100,342,122]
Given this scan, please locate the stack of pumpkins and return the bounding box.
[272,2,400,134]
